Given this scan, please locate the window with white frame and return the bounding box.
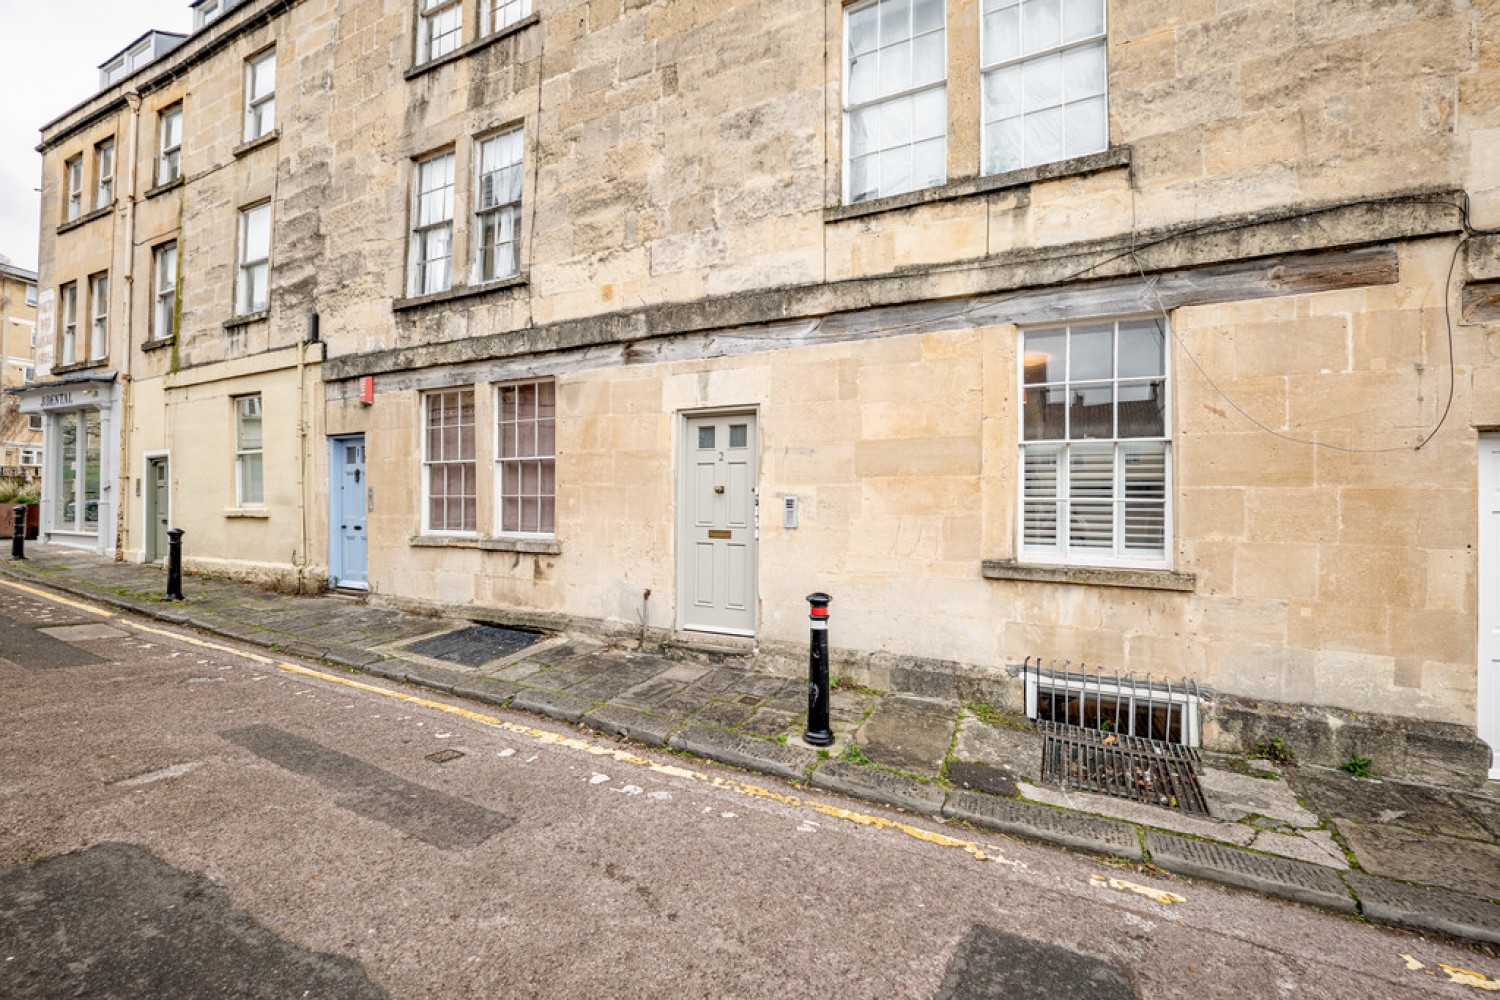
[244,49,276,142]
[423,388,476,533]
[980,0,1107,175]
[27,414,42,431]
[20,448,40,466]
[158,104,183,184]
[416,0,462,63]
[409,152,455,296]
[23,367,35,383]
[87,272,108,361]
[474,128,523,283]
[844,0,947,205]
[152,242,177,340]
[236,203,271,315]
[64,156,83,221]
[94,139,115,210]
[58,282,78,366]
[484,0,530,34]
[496,380,554,535]
[1019,318,1168,565]
[235,394,264,506]
[25,283,36,306]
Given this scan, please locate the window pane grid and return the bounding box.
[497,380,555,535]
[88,274,108,361]
[419,0,462,62]
[245,51,276,141]
[412,153,455,295]
[236,395,263,507]
[59,283,78,366]
[425,389,476,533]
[845,0,947,204]
[154,244,177,340]
[475,129,524,282]
[487,0,530,33]
[159,107,183,184]
[981,0,1106,174]
[237,204,271,314]
[1021,319,1168,563]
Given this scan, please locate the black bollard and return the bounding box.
[803,592,834,747]
[165,528,185,601]
[10,505,25,560]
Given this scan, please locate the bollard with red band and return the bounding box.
[803,592,834,747]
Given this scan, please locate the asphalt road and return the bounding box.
[1,577,1496,998]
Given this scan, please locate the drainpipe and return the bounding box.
[297,313,318,593]
[116,91,143,560]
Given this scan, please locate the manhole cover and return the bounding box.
[1040,722,1206,815]
[425,749,465,764]
[403,624,543,667]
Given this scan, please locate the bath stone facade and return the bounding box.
[25,0,1500,784]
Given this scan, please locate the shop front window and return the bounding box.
[52,410,102,533]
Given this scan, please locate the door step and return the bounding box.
[667,631,757,661]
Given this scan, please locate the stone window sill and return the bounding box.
[145,176,185,200]
[824,146,1132,224]
[49,359,110,376]
[57,203,114,235]
[141,337,175,353]
[409,533,560,555]
[225,508,268,519]
[393,273,527,313]
[404,13,541,81]
[223,310,269,331]
[982,559,1196,592]
[233,130,279,158]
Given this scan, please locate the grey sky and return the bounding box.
[0,0,191,271]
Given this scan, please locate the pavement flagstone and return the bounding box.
[4,542,1500,946]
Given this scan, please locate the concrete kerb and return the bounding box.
[6,560,1500,946]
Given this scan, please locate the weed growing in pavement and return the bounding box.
[831,675,884,697]
[1249,736,1297,766]
[1339,753,1376,779]
[841,741,873,766]
[967,701,1001,726]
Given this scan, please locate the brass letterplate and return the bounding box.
[708,529,732,539]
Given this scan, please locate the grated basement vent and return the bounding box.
[1040,722,1207,815]
[403,623,543,667]
[1019,658,1207,747]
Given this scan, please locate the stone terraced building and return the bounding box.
[18,0,1500,785]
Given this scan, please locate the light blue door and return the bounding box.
[330,436,367,589]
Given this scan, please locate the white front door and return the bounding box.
[679,411,758,636]
[1480,434,1500,779]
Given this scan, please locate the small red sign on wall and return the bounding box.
[359,376,374,405]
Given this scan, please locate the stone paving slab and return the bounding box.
[1336,821,1500,900]
[1198,766,1320,829]
[943,790,1142,860]
[1142,832,1356,913]
[580,705,678,748]
[325,648,384,669]
[451,677,520,708]
[1346,873,1500,945]
[667,724,817,782]
[400,663,477,695]
[739,708,799,738]
[950,718,1041,783]
[510,688,595,725]
[692,700,755,729]
[1291,768,1495,840]
[810,761,947,815]
[856,696,959,778]
[1246,830,1349,870]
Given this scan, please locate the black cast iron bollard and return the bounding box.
[10,505,25,560]
[803,592,834,747]
[165,528,185,601]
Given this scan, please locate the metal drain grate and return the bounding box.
[1039,722,1207,815]
[425,749,465,764]
[403,624,543,667]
